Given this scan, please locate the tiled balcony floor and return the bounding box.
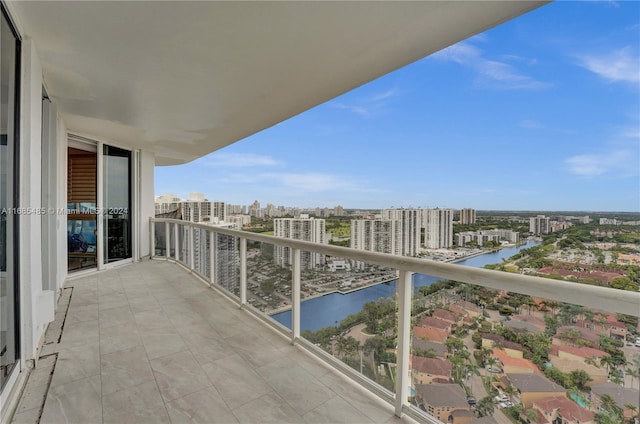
[13,260,416,424]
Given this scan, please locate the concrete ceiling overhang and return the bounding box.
[9,1,547,165]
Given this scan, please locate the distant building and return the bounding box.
[531,396,595,424]
[411,356,452,385]
[530,215,550,235]
[414,383,472,423]
[423,208,454,249]
[381,209,421,256]
[191,222,239,293]
[459,208,476,224]
[227,214,251,228]
[154,193,182,215]
[455,229,519,246]
[179,200,226,223]
[591,382,639,421]
[506,374,566,408]
[273,217,327,269]
[350,219,401,255]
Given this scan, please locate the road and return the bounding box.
[463,331,513,424]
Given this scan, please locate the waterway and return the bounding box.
[271,240,539,332]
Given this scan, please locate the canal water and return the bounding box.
[271,240,538,332]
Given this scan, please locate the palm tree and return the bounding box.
[598,394,619,413]
[476,395,495,417]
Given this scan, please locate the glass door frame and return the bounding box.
[67,135,138,272]
[97,141,137,270]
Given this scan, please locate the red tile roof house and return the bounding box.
[432,309,460,325]
[414,383,472,424]
[410,355,452,385]
[504,314,546,334]
[591,382,640,422]
[531,395,595,424]
[482,334,525,359]
[421,316,452,334]
[553,326,600,348]
[548,345,609,385]
[414,326,448,344]
[412,337,448,358]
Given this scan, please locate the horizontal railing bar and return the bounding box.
[151,218,640,317]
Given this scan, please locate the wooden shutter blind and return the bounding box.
[67,148,96,203]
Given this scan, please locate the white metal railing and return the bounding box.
[150,218,640,422]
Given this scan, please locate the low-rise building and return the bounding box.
[421,316,452,335]
[432,309,460,325]
[412,337,448,358]
[548,345,608,385]
[591,382,640,421]
[531,395,594,424]
[414,383,472,423]
[506,374,566,408]
[492,349,538,375]
[482,334,524,359]
[414,326,448,344]
[411,356,452,384]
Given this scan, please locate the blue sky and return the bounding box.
[155,1,640,212]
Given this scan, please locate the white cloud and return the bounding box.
[207,153,282,167]
[260,172,365,192]
[332,103,371,117]
[520,119,544,129]
[331,88,402,118]
[432,42,550,90]
[577,47,640,84]
[565,149,639,177]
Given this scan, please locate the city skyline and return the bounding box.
[155,1,639,212]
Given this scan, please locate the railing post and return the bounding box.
[291,248,301,344]
[174,223,179,262]
[209,229,215,286]
[165,222,170,258]
[189,224,195,271]
[149,219,154,259]
[240,237,247,306]
[395,270,412,418]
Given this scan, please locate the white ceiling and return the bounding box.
[9,1,547,165]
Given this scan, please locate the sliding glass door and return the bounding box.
[103,145,132,264]
[1,4,20,393]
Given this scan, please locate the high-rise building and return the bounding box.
[381,209,421,256]
[530,215,550,234]
[180,201,226,223]
[192,223,239,293]
[154,193,182,216]
[459,208,476,225]
[351,219,401,255]
[423,208,454,249]
[273,217,327,269]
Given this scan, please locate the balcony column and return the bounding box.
[165,221,170,258]
[173,222,179,262]
[189,224,195,270]
[149,219,155,259]
[239,237,247,306]
[395,269,412,417]
[291,248,301,344]
[208,230,215,286]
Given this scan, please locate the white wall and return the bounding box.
[19,40,55,362]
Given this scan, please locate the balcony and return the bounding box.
[13,259,414,424]
[11,218,640,424]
